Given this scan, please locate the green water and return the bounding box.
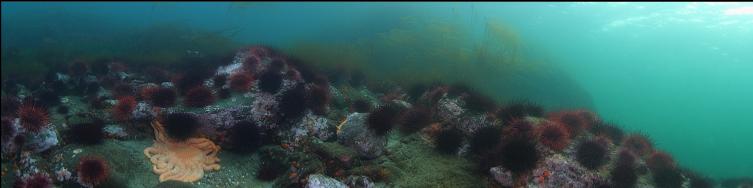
[2,2,752,180]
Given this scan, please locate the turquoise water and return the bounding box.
[2,2,752,184]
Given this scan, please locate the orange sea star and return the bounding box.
[143,120,221,182]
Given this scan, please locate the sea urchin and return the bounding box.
[77,156,110,188]
[17,104,49,133]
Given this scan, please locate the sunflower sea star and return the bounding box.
[144,120,221,182]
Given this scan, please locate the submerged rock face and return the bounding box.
[436,97,465,123]
[344,175,375,188]
[131,102,155,122]
[306,174,347,188]
[337,113,387,159]
[285,112,336,147]
[490,166,514,187]
[199,105,255,131]
[457,114,495,136]
[531,155,603,188]
[27,127,59,153]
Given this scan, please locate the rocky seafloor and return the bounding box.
[1,46,749,188]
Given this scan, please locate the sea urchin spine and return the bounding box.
[77,156,110,188]
[535,121,570,151]
[17,104,49,133]
[111,96,137,121]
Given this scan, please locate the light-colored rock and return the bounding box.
[490,166,514,187]
[345,175,375,188]
[337,113,387,159]
[27,127,58,153]
[306,174,347,188]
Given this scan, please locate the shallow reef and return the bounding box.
[0,45,743,188]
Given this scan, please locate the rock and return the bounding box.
[531,155,603,188]
[1,118,20,154]
[250,92,279,130]
[104,124,127,139]
[56,73,70,82]
[216,62,243,76]
[337,113,387,159]
[54,167,72,182]
[489,166,514,187]
[289,112,335,144]
[131,102,156,122]
[160,82,174,89]
[456,114,495,136]
[305,174,347,188]
[199,105,255,131]
[436,97,464,123]
[344,175,375,188]
[27,127,58,153]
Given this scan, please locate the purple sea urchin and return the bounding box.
[499,137,540,174]
[575,139,610,170]
[398,106,432,134]
[367,103,402,136]
[161,112,201,141]
[434,127,464,154]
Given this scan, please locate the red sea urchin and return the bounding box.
[575,109,599,129]
[647,151,676,172]
[229,72,254,92]
[547,110,588,138]
[17,104,49,133]
[535,121,570,151]
[183,86,215,108]
[622,134,654,157]
[111,96,137,121]
[77,156,110,187]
